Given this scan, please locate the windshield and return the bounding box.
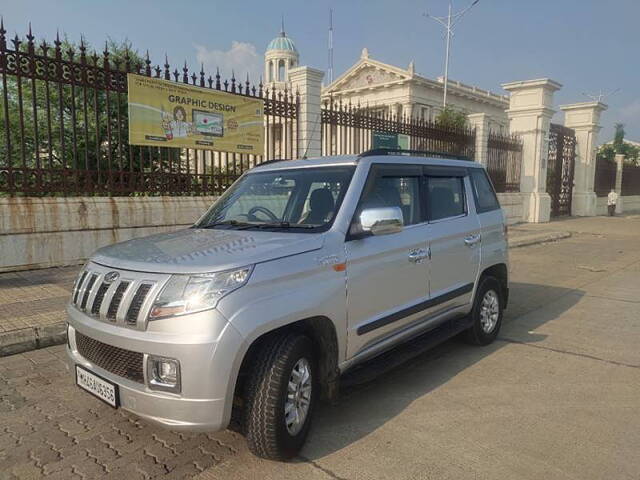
[196,166,356,231]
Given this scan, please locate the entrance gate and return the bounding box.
[546,123,577,217]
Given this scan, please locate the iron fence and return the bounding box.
[594,157,617,197]
[0,22,298,196]
[486,131,522,193]
[320,100,476,159]
[621,164,640,196]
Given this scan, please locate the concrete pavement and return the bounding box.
[1,215,639,479]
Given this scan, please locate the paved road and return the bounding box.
[1,216,640,479]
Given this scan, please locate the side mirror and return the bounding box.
[359,207,404,236]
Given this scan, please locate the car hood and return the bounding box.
[91,228,325,274]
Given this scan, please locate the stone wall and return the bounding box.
[497,193,525,225]
[596,195,640,216]
[0,197,217,272]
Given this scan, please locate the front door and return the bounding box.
[345,164,429,359]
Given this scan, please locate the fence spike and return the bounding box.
[191,72,196,85]
[200,63,205,87]
[215,67,221,90]
[182,60,188,83]
[245,73,250,96]
[258,76,263,97]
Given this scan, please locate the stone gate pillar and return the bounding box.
[615,153,625,214]
[289,66,324,158]
[467,113,490,165]
[559,101,607,216]
[502,79,562,223]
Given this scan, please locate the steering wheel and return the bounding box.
[247,205,279,222]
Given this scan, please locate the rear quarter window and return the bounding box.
[470,169,500,213]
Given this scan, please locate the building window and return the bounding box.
[278,60,285,82]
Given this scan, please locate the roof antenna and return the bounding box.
[281,14,285,36]
[328,8,334,85]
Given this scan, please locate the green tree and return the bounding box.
[434,106,468,129]
[0,36,151,187]
[613,123,625,153]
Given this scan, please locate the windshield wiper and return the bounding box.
[255,222,316,229]
[199,220,255,230]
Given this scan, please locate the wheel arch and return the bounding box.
[480,263,508,308]
[231,316,340,425]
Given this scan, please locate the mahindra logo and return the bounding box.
[104,271,120,283]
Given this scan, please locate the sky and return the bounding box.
[1,0,639,141]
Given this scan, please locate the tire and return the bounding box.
[243,332,318,460]
[465,276,503,346]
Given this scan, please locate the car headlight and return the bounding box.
[149,265,253,320]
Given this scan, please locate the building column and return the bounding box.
[467,112,490,166]
[289,66,324,158]
[615,153,625,214]
[559,101,608,216]
[502,78,562,223]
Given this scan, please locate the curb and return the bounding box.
[0,323,66,357]
[509,231,572,248]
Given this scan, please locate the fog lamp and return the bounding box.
[147,356,181,393]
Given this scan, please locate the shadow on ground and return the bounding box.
[296,281,584,461]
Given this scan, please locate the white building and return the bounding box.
[263,31,509,132]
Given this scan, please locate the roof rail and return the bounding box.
[252,158,289,168]
[358,148,472,162]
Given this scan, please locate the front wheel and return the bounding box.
[465,276,503,345]
[243,332,317,460]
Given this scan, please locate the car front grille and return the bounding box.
[75,331,144,384]
[71,264,167,330]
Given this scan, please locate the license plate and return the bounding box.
[76,365,119,408]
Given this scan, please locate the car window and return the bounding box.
[427,176,466,221]
[470,169,500,213]
[197,166,355,231]
[357,165,423,226]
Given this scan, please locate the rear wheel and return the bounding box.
[465,276,503,345]
[243,332,317,460]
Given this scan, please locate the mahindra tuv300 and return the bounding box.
[66,151,509,460]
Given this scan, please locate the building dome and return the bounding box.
[264,25,299,85]
[267,32,297,53]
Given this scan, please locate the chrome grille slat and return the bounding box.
[80,274,98,310]
[126,284,153,325]
[75,331,144,383]
[73,271,88,304]
[91,281,111,315]
[107,281,130,321]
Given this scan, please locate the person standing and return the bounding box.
[607,189,618,216]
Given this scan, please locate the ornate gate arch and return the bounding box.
[546,123,577,217]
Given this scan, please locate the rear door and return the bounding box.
[469,168,507,269]
[345,164,429,358]
[424,168,481,313]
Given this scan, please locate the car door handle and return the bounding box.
[408,248,429,263]
[464,234,481,246]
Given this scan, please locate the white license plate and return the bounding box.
[76,365,119,408]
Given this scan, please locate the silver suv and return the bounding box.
[66,151,509,460]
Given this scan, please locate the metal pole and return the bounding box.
[443,1,451,107]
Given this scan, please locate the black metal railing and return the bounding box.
[0,22,298,196]
[621,164,640,196]
[594,157,617,197]
[320,100,476,159]
[486,131,523,193]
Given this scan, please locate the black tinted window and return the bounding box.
[358,165,423,226]
[470,169,500,212]
[427,177,466,220]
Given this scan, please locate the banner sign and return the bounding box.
[127,74,264,155]
[372,131,409,150]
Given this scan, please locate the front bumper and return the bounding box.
[65,305,245,432]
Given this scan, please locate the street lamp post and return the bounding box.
[425,0,479,108]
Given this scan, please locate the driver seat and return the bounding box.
[301,188,335,225]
